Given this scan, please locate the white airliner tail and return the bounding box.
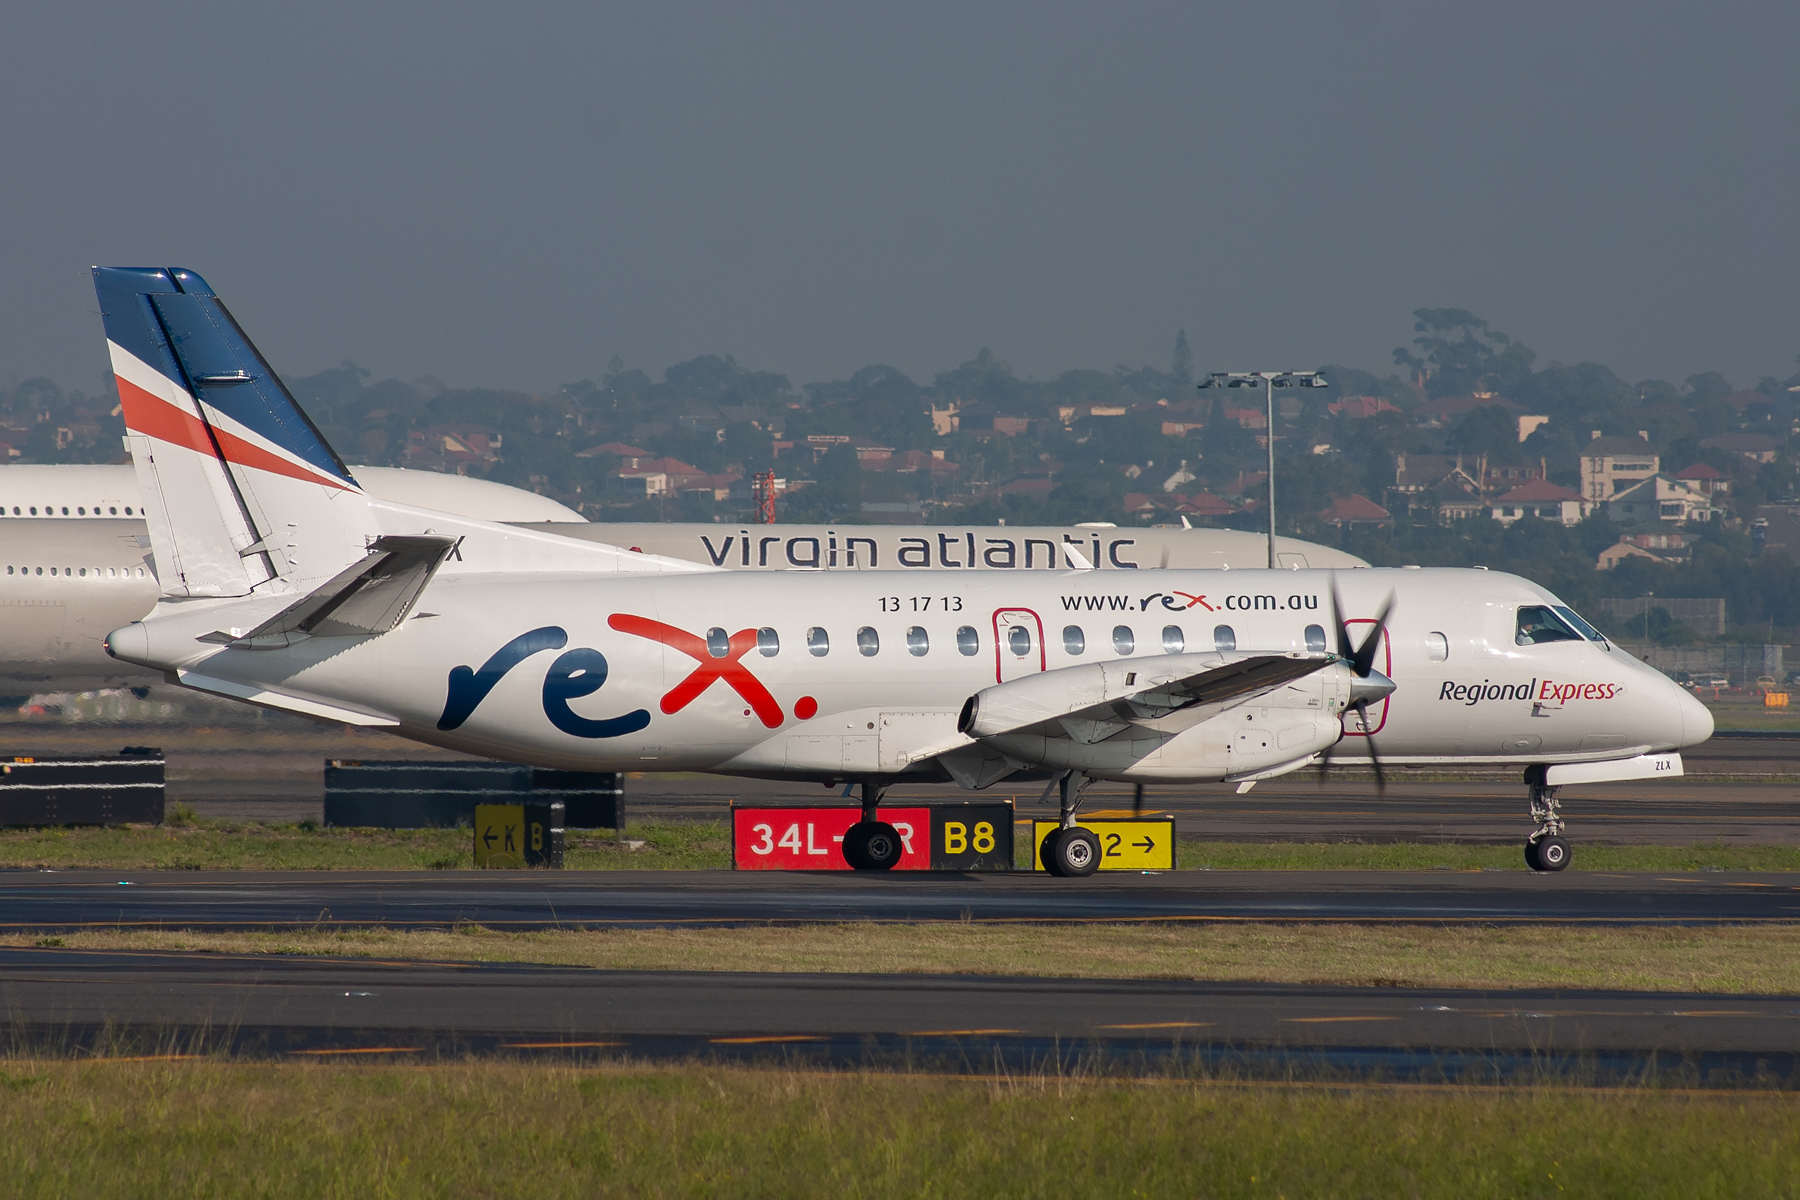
[93,267,711,600]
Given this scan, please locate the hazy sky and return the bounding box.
[2,1,1795,396]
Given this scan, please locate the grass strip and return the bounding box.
[1174,839,1800,872]
[0,818,727,871]
[3,815,1799,873]
[0,1058,1793,1197]
[16,922,1800,994]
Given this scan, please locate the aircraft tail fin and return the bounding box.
[93,267,371,597]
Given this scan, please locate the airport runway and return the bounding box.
[4,867,1800,929]
[1,947,1794,1083]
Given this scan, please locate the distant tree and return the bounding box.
[1170,330,1193,390]
[1447,405,1524,464]
[1681,372,1732,407]
[1392,308,1535,399]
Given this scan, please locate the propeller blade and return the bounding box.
[1352,700,1388,798]
[1329,576,1355,663]
[1133,783,1145,817]
[1350,592,1395,678]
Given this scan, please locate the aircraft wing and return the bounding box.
[960,652,1337,746]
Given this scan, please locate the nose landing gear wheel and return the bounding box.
[1525,836,1570,873]
[1042,827,1101,877]
[843,821,902,871]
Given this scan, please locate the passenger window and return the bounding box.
[1304,624,1327,652]
[807,627,830,657]
[1063,625,1085,655]
[1213,625,1236,652]
[1426,631,1449,661]
[1007,625,1032,657]
[906,626,929,657]
[706,627,730,657]
[857,627,880,656]
[125,507,133,516]
[1161,625,1184,653]
[956,626,979,656]
[757,628,779,657]
[1112,626,1135,655]
[1515,606,1581,646]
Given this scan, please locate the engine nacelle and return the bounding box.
[958,652,1259,739]
[958,653,1348,783]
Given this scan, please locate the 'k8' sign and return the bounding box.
[732,803,1014,871]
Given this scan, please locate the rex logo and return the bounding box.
[435,616,787,737]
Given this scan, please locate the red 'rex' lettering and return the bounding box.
[1171,591,1215,611]
[607,613,785,728]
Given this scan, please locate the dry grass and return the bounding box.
[0,1058,1794,1198]
[16,921,1800,994]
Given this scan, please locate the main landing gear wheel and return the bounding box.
[843,821,902,871]
[1043,827,1101,877]
[1525,836,1570,873]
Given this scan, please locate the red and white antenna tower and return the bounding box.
[752,469,777,524]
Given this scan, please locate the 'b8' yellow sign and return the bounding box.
[1032,819,1175,871]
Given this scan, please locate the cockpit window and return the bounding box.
[1515,606,1582,646]
[1552,605,1607,642]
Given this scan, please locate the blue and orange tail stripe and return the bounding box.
[92,267,358,492]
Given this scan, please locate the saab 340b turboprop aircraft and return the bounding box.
[93,267,1713,876]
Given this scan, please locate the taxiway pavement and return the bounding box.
[3,867,1799,929]
[1,947,1794,1083]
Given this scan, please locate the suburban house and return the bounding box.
[1328,395,1400,419]
[1489,479,1588,526]
[1606,474,1715,524]
[1596,530,1694,570]
[1175,492,1236,518]
[1413,392,1516,428]
[405,426,502,473]
[1698,432,1781,464]
[575,441,654,466]
[1578,432,1658,506]
[1318,494,1391,527]
[1673,462,1730,496]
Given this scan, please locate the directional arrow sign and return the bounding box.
[1032,819,1174,871]
[474,803,526,869]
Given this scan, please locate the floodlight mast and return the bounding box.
[1199,370,1329,569]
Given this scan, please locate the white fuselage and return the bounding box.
[0,466,1363,692]
[106,565,1713,784]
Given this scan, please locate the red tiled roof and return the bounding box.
[1319,493,1391,522]
[1328,396,1400,418]
[1493,479,1583,503]
[1176,492,1235,516]
[577,442,654,459]
[1674,462,1725,480]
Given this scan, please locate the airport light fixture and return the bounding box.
[1198,371,1329,569]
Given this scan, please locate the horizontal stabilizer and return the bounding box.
[201,535,456,648]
